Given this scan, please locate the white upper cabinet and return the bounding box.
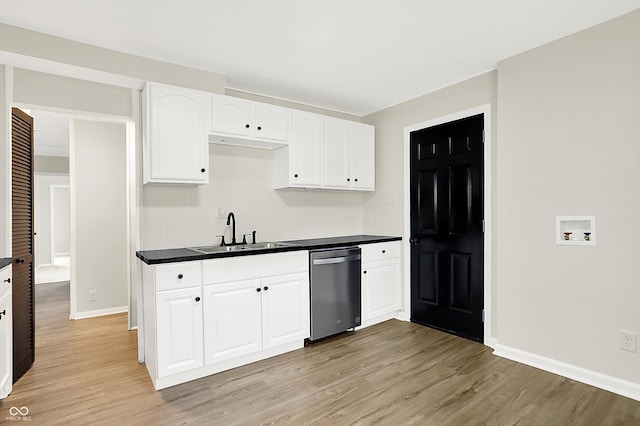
[323,118,351,189]
[211,94,290,149]
[324,117,375,191]
[274,110,324,188]
[211,95,252,138]
[349,122,375,191]
[143,82,210,185]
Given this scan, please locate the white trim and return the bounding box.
[72,305,129,320]
[3,66,13,257]
[68,119,77,320]
[126,118,137,332]
[11,101,132,123]
[403,104,493,346]
[494,344,640,402]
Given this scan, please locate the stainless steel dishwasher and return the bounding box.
[309,247,361,341]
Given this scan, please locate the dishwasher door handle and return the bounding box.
[312,254,361,265]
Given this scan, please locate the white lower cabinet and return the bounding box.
[0,265,12,399]
[261,273,309,349]
[142,251,309,390]
[203,279,262,364]
[203,272,308,364]
[360,241,402,327]
[155,287,204,377]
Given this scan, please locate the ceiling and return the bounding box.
[1,1,640,116]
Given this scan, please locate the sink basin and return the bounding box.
[187,242,299,254]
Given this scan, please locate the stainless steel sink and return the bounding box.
[250,242,298,249]
[187,242,298,254]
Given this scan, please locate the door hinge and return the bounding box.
[482,220,485,233]
[482,309,485,323]
[482,130,485,144]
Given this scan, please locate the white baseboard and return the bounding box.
[395,311,410,322]
[72,306,128,320]
[485,336,498,348]
[493,344,640,401]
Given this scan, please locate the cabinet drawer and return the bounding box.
[155,261,202,291]
[202,251,308,285]
[360,241,401,263]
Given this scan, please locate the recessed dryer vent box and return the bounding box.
[556,216,596,246]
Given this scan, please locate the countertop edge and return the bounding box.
[136,235,402,265]
[0,258,12,269]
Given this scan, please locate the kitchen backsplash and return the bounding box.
[141,143,365,250]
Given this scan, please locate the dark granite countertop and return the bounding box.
[0,258,11,269]
[136,235,401,265]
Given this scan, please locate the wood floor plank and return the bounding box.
[0,282,638,425]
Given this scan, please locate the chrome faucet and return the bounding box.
[227,212,238,245]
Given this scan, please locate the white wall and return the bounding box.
[495,9,640,389]
[34,173,69,267]
[142,144,365,250]
[72,119,128,315]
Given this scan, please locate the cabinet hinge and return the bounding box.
[482,220,485,233]
[482,130,485,144]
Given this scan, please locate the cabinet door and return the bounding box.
[289,111,323,187]
[148,83,209,184]
[203,280,262,365]
[254,103,290,142]
[362,258,401,322]
[262,272,310,349]
[156,287,204,377]
[324,117,350,189]
[350,123,375,191]
[211,94,253,137]
[0,281,11,399]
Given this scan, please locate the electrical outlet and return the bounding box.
[90,290,97,302]
[620,330,637,352]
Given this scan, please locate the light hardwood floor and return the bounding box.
[1,282,639,425]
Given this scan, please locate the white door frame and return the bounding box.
[7,99,138,325]
[403,104,495,346]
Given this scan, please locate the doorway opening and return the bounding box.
[403,104,493,345]
[10,106,136,385]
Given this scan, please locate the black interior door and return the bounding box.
[11,107,35,382]
[410,114,484,342]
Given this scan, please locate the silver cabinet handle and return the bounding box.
[312,254,361,265]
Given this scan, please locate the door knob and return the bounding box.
[409,237,418,245]
[15,258,25,264]
[195,297,200,302]
[263,286,269,291]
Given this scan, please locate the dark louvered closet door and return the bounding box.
[11,107,35,383]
